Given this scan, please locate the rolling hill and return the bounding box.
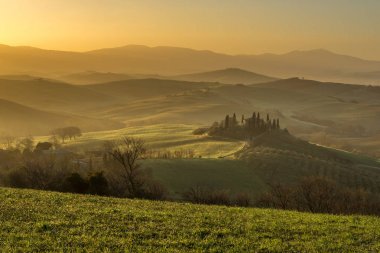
[33,124,380,198]
[85,78,219,101]
[82,77,380,157]
[1,44,380,84]
[60,71,133,85]
[173,68,277,84]
[0,78,113,112]
[1,187,380,252]
[0,98,123,135]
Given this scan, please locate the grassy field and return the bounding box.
[143,159,266,198]
[35,124,245,158]
[1,187,380,252]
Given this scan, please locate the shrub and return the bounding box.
[234,192,251,207]
[183,186,230,206]
[88,172,109,196]
[64,173,88,194]
[143,180,168,200]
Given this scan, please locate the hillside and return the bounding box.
[33,124,380,198]
[1,44,380,84]
[174,68,277,85]
[236,130,380,193]
[60,71,132,84]
[86,78,219,100]
[0,99,123,135]
[0,78,113,112]
[0,187,379,252]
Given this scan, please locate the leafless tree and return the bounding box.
[109,137,147,198]
[22,156,56,190]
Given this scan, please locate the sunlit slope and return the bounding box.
[1,187,380,252]
[85,78,380,155]
[35,124,245,158]
[0,98,123,135]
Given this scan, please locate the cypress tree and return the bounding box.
[225,115,230,129]
[233,113,237,126]
[276,118,280,129]
[241,115,245,124]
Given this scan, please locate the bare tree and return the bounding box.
[109,137,147,198]
[295,176,339,213]
[22,156,56,190]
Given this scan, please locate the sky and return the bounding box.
[0,0,379,60]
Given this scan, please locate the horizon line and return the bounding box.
[0,42,377,62]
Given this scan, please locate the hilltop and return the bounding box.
[0,187,379,252]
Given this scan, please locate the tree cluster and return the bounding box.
[51,126,82,143]
[256,177,380,216]
[1,136,167,201]
[195,112,281,140]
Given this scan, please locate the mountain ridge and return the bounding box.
[1,43,380,84]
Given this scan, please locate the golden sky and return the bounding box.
[0,0,379,60]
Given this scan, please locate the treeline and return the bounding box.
[0,136,167,201]
[257,177,380,215]
[183,177,380,216]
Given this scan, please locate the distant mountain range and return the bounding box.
[1,44,380,85]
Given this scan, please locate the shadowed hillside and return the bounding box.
[236,130,380,193]
[0,78,113,112]
[0,99,123,135]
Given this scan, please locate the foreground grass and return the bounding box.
[1,188,380,252]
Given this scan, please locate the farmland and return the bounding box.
[34,124,245,158]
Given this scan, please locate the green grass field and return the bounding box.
[143,159,266,198]
[1,187,380,252]
[35,124,245,158]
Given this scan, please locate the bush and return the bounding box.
[88,172,109,196]
[234,192,251,207]
[6,169,28,188]
[143,181,168,200]
[192,128,209,135]
[183,186,230,206]
[64,173,88,194]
